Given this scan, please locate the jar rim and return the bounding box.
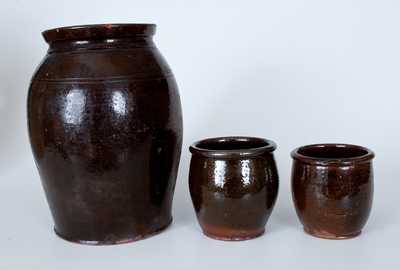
[42,23,156,43]
[291,143,374,165]
[189,136,277,158]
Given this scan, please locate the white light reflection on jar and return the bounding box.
[214,160,227,188]
[241,159,251,185]
[63,89,86,125]
[112,91,127,116]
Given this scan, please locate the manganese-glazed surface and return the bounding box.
[27,24,183,245]
[189,137,279,241]
[291,144,374,239]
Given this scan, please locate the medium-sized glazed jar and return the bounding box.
[189,137,279,241]
[291,144,374,239]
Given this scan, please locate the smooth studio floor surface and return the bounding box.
[0,156,397,270]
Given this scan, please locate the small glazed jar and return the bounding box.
[189,137,279,241]
[291,144,374,239]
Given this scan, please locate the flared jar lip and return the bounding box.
[42,23,156,43]
[291,143,374,165]
[190,136,277,158]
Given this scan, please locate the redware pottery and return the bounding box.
[27,24,183,245]
[189,137,279,241]
[291,144,374,239]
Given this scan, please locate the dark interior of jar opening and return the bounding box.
[298,146,368,159]
[196,138,269,151]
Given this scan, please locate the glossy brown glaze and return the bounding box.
[27,24,183,245]
[189,137,279,241]
[291,144,374,239]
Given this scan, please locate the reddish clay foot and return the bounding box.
[201,223,265,241]
[303,227,361,240]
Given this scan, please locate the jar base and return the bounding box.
[303,227,361,240]
[54,218,173,245]
[201,224,265,241]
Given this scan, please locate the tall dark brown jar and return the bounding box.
[189,137,279,241]
[291,144,374,239]
[27,24,183,245]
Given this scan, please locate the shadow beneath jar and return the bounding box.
[171,153,197,228]
[362,205,395,236]
[266,194,299,235]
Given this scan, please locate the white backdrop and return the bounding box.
[0,0,399,269]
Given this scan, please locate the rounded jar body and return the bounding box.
[27,24,183,245]
[189,137,279,241]
[291,144,374,239]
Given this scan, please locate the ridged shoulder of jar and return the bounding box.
[32,47,173,83]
